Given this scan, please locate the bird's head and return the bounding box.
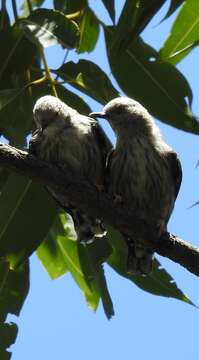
[89,97,152,136]
[33,95,73,133]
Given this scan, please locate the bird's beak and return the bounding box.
[89,111,107,119]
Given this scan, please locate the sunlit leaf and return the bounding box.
[55,59,119,104]
[107,228,195,305]
[159,0,199,64]
[78,7,99,53]
[37,214,69,279]
[20,8,79,49]
[55,214,100,311]
[104,26,199,134]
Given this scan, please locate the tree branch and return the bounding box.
[0,142,198,277]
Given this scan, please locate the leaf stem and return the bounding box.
[66,10,83,20]
[40,47,58,97]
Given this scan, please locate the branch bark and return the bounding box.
[0,142,199,277]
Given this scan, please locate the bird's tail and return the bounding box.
[124,236,153,275]
[72,209,107,244]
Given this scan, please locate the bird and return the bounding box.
[29,95,112,244]
[90,97,182,275]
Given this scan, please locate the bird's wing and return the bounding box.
[91,121,113,167]
[167,151,182,200]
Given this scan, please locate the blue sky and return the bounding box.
[10,1,199,359]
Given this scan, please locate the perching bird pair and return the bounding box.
[30,95,182,275]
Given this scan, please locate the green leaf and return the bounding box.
[78,7,99,53]
[104,26,199,134]
[38,213,113,317]
[20,8,80,49]
[55,214,100,311]
[0,174,58,268]
[161,0,185,21]
[112,0,166,51]
[0,322,18,349]
[159,0,199,64]
[55,59,119,104]
[0,322,18,360]
[37,214,69,279]
[107,228,194,305]
[0,260,29,321]
[101,0,115,23]
[0,89,25,111]
[77,237,114,318]
[0,26,37,89]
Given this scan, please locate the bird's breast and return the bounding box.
[109,138,175,224]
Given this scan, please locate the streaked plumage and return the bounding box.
[90,97,182,275]
[29,95,112,243]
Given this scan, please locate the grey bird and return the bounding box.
[90,97,182,275]
[29,95,112,243]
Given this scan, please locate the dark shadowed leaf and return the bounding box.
[20,8,79,49]
[159,0,199,64]
[161,0,184,21]
[56,84,91,115]
[107,228,194,305]
[55,59,119,104]
[0,322,18,349]
[78,7,99,53]
[0,89,24,111]
[0,26,37,89]
[0,260,29,321]
[0,322,18,360]
[53,0,67,12]
[0,174,58,268]
[104,26,199,134]
[112,0,166,51]
[101,0,115,23]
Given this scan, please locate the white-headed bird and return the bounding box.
[90,97,182,275]
[29,95,112,244]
